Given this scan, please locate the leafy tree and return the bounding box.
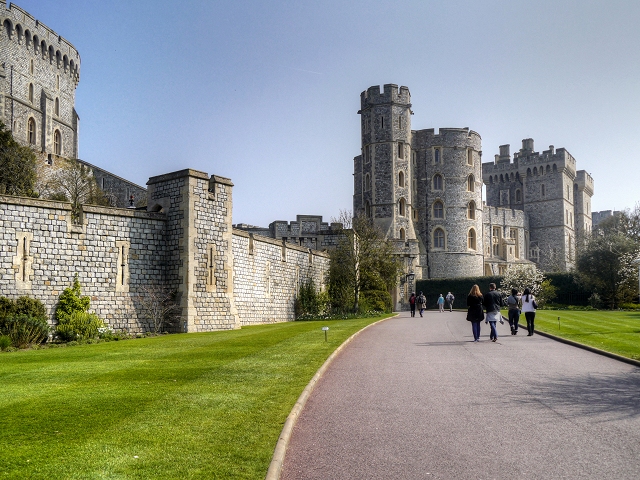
[0,122,38,197]
[328,211,400,313]
[575,232,638,309]
[500,264,545,297]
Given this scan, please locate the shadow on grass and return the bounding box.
[516,371,640,420]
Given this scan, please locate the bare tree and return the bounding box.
[137,285,180,333]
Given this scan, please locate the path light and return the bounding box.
[322,326,329,342]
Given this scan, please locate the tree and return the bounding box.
[47,158,111,222]
[328,211,400,313]
[575,232,638,309]
[0,122,38,197]
[500,264,546,297]
[137,285,180,333]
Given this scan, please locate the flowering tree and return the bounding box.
[500,264,545,297]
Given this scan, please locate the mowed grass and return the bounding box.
[0,316,392,479]
[532,310,640,360]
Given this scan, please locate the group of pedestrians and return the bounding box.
[466,283,538,342]
[409,292,427,317]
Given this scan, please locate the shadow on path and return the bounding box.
[515,370,640,420]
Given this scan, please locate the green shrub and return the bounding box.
[359,290,392,313]
[0,335,11,351]
[15,296,47,321]
[295,279,322,318]
[1,314,49,348]
[55,276,90,322]
[55,311,106,342]
[619,303,640,310]
[588,293,603,309]
[0,296,16,321]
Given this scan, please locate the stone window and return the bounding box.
[412,151,416,166]
[13,232,33,289]
[515,189,522,202]
[398,198,406,216]
[54,130,62,155]
[467,174,475,192]
[533,167,538,175]
[29,59,34,75]
[265,262,271,297]
[398,171,404,188]
[398,142,404,159]
[433,200,444,219]
[365,173,371,191]
[28,83,34,104]
[364,117,370,133]
[500,174,504,183]
[365,200,371,218]
[552,164,557,172]
[115,241,130,292]
[467,201,475,219]
[546,165,551,173]
[467,149,473,165]
[468,228,477,250]
[27,118,36,145]
[399,115,404,129]
[433,174,443,191]
[567,185,570,199]
[54,97,59,116]
[510,228,519,258]
[541,184,545,197]
[434,148,440,164]
[380,116,384,129]
[56,74,60,90]
[399,228,405,240]
[412,208,417,221]
[433,228,445,249]
[527,168,532,176]
[489,176,493,184]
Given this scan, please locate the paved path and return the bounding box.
[281,310,640,479]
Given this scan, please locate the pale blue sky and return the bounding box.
[16,0,640,226]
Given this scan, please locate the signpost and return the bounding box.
[322,326,329,342]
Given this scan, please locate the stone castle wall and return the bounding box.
[0,169,330,333]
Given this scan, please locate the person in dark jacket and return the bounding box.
[466,284,484,342]
[483,283,504,342]
[409,293,416,317]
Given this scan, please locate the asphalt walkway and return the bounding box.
[281,310,640,479]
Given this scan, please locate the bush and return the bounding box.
[55,311,106,342]
[588,293,603,309]
[619,303,640,310]
[0,297,16,320]
[1,314,49,348]
[0,335,11,351]
[56,276,90,322]
[15,296,47,321]
[358,290,392,313]
[295,279,322,318]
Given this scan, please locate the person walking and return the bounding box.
[466,284,484,342]
[445,292,455,312]
[409,293,416,318]
[521,287,538,336]
[506,288,521,335]
[417,291,427,317]
[437,294,445,312]
[483,282,504,342]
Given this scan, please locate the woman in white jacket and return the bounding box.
[521,287,538,336]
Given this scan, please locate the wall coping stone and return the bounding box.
[147,169,209,185]
[232,228,330,258]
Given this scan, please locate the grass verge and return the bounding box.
[529,310,640,361]
[0,315,391,479]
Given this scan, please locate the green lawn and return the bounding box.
[524,310,640,360]
[0,316,391,479]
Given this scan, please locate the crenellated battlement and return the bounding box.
[483,138,576,176]
[1,1,81,84]
[360,84,410,109]
[575,170,595,195]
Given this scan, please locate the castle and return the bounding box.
[0,5,597,329]
[353,84,594,309]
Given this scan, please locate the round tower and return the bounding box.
[413,128,484,279]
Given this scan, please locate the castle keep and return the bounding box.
[353,84,594,309]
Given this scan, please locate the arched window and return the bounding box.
[489,176,493,184]
[553,164,558,172]
[541,184,546,196]
[27,118,36,144]
[4,20,13,39]
[365,200,371,218]
[433,174,443,190]
[468,228,477,250]
[533,167,538,175]
[434,148,440,164]
[399,228,405,240]
[433,228,445,248]
[54,129,61,155]
[500,174,504,183]
[398,198,406,216]
[546,165,550,173]
[515,189,522,202]
[467,149,473,165]
[467,201,475,219]
[54,97,59,116]
[467,174,475,192]
[527,168,532,176]
[398,142,404,159]
[433,200,444,219]
[398,171,404,188]
[29,59,34,75]
[28,83,34,103]
[364,173,371,191]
